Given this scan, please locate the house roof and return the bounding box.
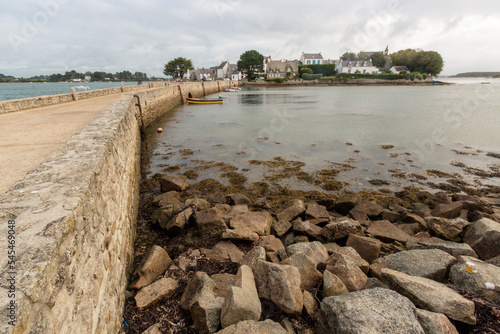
[302,53,323,60]
[391,66,409,71]
[229,64,238,71]
[340,60,375,67]
[218,61,229,69]
[267,60,298,73]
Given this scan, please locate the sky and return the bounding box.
[1,0,500,77]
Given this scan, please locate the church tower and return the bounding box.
[384,45,389,56]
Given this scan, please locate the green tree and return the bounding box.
[371,53,387,68]
[390,49,443,75]
[237,50,264,79]
[341,52,356,60]
[163,57,194,79]
[356,52,370,60]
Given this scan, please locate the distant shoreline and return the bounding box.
[242,80,453,87]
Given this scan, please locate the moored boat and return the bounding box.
[224,87,241,92]
[186,97,223,104]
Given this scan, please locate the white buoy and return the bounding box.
[157,127,163,132]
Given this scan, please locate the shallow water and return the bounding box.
[145,80,500,193]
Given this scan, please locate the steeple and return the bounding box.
[385,45,389,55]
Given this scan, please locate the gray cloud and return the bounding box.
[1,0,499,77]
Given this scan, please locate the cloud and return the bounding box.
[1,0,500,77]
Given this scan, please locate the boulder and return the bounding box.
[449,255,500,303]
[134,277,178,311]
[142,323,162,334]
[427,192,452,207]
[273,219,292,237]
[302,290,317,316]
[240,246,266,270]
[366,220,410,243]
[305,202,330,219]
[221,265,261,328]
[215,320,287,334]
[292,220,324,241]
[406,237,477,258]
[416,309,459,334]
[285,241,329,266]
[201,242,244,263]
[230,211,273,236]
[402,212,427,227]
[221,228,259,242]
[281,253,323,290]
[383,249,456,282]
[463,217,500,260]
[276,199,306,222]
[221,205,248,223]
[317,288,424,334]
[326,253,368,291]
[257,235,285,252]
[322,270,348,297]
[351,200,384,218]
[381,268,476,324]
[195,208,228,236]
[431,202,463,219]
[151,201,183,229]
[254,260,303,314]
[180,272,217,311]
[322,218,360,241]
[211,273,236,298]
[348,209,369,224]
[346,234,382,264]
[487,255,500,267]
[152,191,180,207]
[327,245,369,273]
[185,197,211,211]
[159,174,189,192]
[226,193,251,205]
[190,293,224,334]
[334,193,361,215]
[129,245,172,290]
[382,209,402,222]
[165,207,193,235]
[425,217,469,242]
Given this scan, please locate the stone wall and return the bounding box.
[0,80,234,114]
[0,80,238,333]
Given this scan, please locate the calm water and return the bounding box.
[0,81,140,101]
[141,78,500,192]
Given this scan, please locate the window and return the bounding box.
[307,60,311,64]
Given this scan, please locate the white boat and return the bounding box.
[224,87,241,92]
[74,85,90,90]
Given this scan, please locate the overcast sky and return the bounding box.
[1,0,499,77]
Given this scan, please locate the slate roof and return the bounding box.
[218,61,229,69]
[391,66,409,72]
[302,53,323,60]
[340,59,375,67]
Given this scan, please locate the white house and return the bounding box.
[337,59,379,74]
[216,61,231,79]
[299,52,324,65]
[263,56,272,72]
[266,60,299,79]
[390,66,409,74]
[230,64,242,80]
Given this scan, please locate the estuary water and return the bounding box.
[0,81,140,101]
[145,78,500,193]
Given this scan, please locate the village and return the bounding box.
[188,46,410,81]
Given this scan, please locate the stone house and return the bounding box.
[191,67,216,81]
[299,52,324,65]
[337,59,379,74]
[230,64,242,81]
[266,60,299,79]
[217,61,231,79]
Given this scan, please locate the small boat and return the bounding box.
[224,87,241,92]
[186,97,223,104]
[74,85,90,90]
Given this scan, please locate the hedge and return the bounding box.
[299,64,336,77]
[336,73,405,80]
[302,73,323,80]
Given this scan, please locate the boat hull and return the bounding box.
[186,97,223,104]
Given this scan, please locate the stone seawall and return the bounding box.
[0,80,231,114]
[0,80,238,333]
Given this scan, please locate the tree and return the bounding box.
[356,52,370,60]
[390,49,443,75]
[163,57,194,79]
[371,53,387,68]
[237,50,264,79]
[341,52,356,60]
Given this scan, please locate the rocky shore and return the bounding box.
[122,174,500,334]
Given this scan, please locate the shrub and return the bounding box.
[410,73,416,81]
[300,67,313,75]
[265,78,287,83]
[423,73,429,79]
[400,70,407,75]
[416,73,423,80]
[299,64,336,77]
[302,73,323,80]
[405,72,411,80]
[336,73,404,80]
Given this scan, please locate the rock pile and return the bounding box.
[126,174,500,333]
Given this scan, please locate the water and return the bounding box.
[0,81,141,101]
[144,79,500,192]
